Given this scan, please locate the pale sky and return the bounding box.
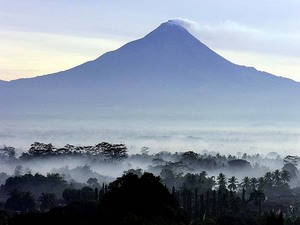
[1,0,300,82]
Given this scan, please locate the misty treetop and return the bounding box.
[0,145,17,164]
[19,141,128,161]
[0,146,16,158]
[0,141,297,185]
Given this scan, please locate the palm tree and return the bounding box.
[257,177,265,191]
[272,169,282,187]
[228,176,238,191]
[264,172,273,191]
[241,176,251,192]
[205,176,216,190]
[281,170,291,184]
[217,173,227,191]
[185,173,198,187]
[250,177,257,190]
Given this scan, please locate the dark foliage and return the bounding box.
[9,201,99,225]
[5,189,35,213]
[0,173,68,200]
[0,208,12,225]
[1,143,299,225]
[39,193,56,212]
[8,172,189,225]
[261,212,284,225]
[100,172,189,225]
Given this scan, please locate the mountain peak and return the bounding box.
[164,20,186,28]
[142,19,192,43]
[156,19,187,32]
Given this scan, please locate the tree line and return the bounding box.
[0,142,128,162]
[0,167,298,224]
[1,172,188,225]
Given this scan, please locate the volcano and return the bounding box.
[1,20,300,120]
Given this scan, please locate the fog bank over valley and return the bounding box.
[1,116,299,157]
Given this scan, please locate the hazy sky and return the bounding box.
[1,0,300,81]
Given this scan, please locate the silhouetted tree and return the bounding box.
[28,142,55,156]
[124,168,143,178]
[257,177,266,191]
[87,177,100,188]
[281,170,291,184]
[194,187,199,220]
[62,188,77,203]
[284,155,299,166]
[217,173,227,192]
[100,172,189,225]
[228,176,238,191]
[241,176,251,193]
[272,169,282,187]
[264,172,273,191]
[182,151,198,161]
[1,173,67,200]
[80,187,94,201]
[5,189,36,213]
[94,188,99,201]
[96,142,128,161]
[98,183,105,202]
[250,177,257,190]
[39,193,56,212]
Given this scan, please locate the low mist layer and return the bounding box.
[1,115,299,157]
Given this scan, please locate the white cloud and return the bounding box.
[169,18,200,31]
[177,20,300,81]
[193,21,300,58]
